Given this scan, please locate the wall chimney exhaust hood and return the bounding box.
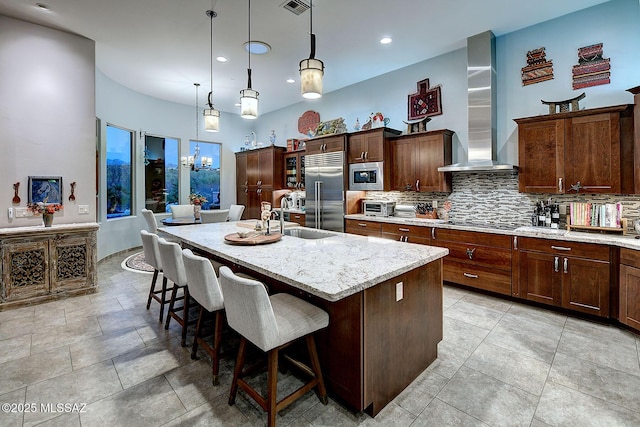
[438,31,517,173]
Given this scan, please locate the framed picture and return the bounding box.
[28,176,63,204]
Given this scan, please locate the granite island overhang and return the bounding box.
[160,222,448,416]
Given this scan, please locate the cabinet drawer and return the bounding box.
[434,229,512,249]
[620,248,640,267]
[441,241,512,271]
[345,219,382,237]
[443,260,512,296]
[519,237,609,261]
[381,223,430,238]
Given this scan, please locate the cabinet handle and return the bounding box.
[466,247,476,260]
[554,256,559,273]
[563,258,568,274]
[463,273,479,279]
[399,228,410,232]
[365,151,368,159]
[416,179,420,192]
[431,228,436,240]
[558,177,563,192]
[244,188,248,194]
[551,245,571,251]
[513,236,518,250]
[399,236,404,242]
[357,223,368,227]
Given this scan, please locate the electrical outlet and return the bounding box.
[8,207,13,219]
[559,205,567,215]
[396,282,404,301]
[78,205,89,215]
[14,207,29,218]
[432,200,438,209]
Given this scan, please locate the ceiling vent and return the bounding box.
[281,0,309,15]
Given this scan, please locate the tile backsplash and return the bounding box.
[366,172,640,232]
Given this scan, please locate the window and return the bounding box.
[144,135,179,213]
[106,125,133,218]
[189,140,221,210]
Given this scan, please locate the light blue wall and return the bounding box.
[257,0,640,167]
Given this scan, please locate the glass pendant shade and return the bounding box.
[203,107,220,132]
[300,58,324,99]
[240,88,259,119]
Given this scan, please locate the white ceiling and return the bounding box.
[0,0,612,115]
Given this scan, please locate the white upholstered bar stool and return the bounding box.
[141,208,159,233]
[182,249,225,385]
[227,204,245,221]
[158,237,194,347]
[200,209,229,223]
[140,230,170,322]
[170,204,194,219]
[219,266,329,426]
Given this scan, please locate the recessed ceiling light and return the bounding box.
[243,41,271,55]
[286,79,295,84]
[380,37,392,45]
[216,56,227,63]
[36,3,51,11]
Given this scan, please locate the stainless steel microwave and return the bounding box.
[349,162,384,191]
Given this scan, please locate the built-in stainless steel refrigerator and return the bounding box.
[305,151,345,232]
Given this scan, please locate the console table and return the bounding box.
[0,223,99,309]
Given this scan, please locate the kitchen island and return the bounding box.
[160,222,448,416]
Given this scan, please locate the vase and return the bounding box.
[43,213,54,227]
[194,205,201,220]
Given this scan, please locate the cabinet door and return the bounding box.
[363,133,384,162]
[284,153,298,188]
[235,152,248,187]
[246,152,260,186]
[258,149,275,187]
[415,134,451,192]
[236,187,248,219]
[565,113,620,194]
[562,256,610,317]
[305,139,324,155]
[620,264,640,330]
[246,188,261,220]
[518,250,561,306]
[347,134,366,163]
[345,219,382,237]
[391,139,416,191]
[50,235,92,293]
[2,239,50,301]
[518,119,565,193]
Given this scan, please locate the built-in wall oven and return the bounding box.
[349,162,384,191]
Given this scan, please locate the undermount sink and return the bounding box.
[284,228,335,240]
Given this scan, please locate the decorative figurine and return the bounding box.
[353,117,360,131]
[12,182,20,204]
[69,181,76,201]
[269,130,276,144]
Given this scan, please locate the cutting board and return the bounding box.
[224,232,282,245]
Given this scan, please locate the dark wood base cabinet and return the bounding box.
[517,237,610,317]
[620,248,640,330]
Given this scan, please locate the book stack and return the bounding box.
[569,202,622,228]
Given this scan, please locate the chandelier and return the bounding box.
[181,83,213,171]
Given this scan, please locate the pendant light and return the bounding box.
[181,83,212,171]
[203,9,220,132]
[299,0,324,99]
[240,0,259,119]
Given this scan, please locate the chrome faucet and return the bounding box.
[280,196,287,233]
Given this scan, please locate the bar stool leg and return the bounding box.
[267,348,279,427]
[181,287,190,347]
[306,335,328,404]
[159,277,168,323]
[229,338,247,405]
[191,306,205,360]
[212,310,224,385]
[146,269,159,309]
[165,283,179,330]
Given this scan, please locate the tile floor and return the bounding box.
[1,249,640,426]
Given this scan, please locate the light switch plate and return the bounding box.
[396,282,403,301]
[8,207,13,219]
[432,200,438,209]
[78,205,89,215]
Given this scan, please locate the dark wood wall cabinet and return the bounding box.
[391,130,453,192]
[304,134,346,155]
[235,146,285,220]
[515,104,636,194]
[347,128,401,164]
[1,224,98,308]
[284,151,305,189]
[516,237,611,317]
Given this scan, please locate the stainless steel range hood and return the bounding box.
[438,31,517,173]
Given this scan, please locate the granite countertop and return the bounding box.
[345,214,640,250]
[160,222,448,302]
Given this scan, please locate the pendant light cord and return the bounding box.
[309,0,316,59]
[194,83,199,143]
[208,10,214,108]
[247,0,252,89]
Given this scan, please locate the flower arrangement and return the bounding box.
[188,193,208,205]
[27,202,63,215]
